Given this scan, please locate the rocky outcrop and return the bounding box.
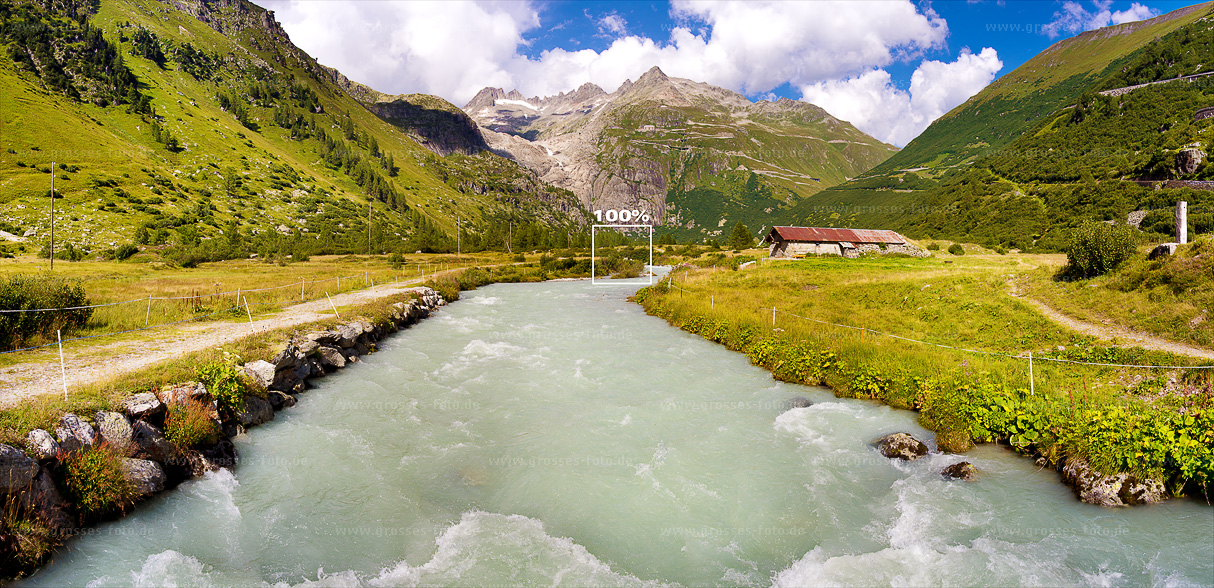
[1175,148,1205,175]
[94,411,134,456]
[1058,456,1166,507]
[941,461,978,481]
[368,95,489,156]
[120,458,167,495]
[874,432,930,461]
[25,429,60,460]
[122,392,165,420]
[0,444,38,493]
[55,413,95,453]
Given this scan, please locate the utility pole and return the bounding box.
[456,216,461,256]
[49,161,54,270]
[367,199,372,256]
[508,222,512,254]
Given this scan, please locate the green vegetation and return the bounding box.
[1,495,53,575]
[163,398,219,448]
[0,275,91,350]
[635,256,1213,496]
[58,444,136,519]
[195,360,249,418]
[1064,221,1137,277]
[728,221,754,250]
[947,243,964,256]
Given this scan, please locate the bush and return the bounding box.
[59,444,136,518]
[196,362,246,417]
[947,243,965,255]
[1064,221,1137,278]
[424,275,461,302]
[164,398,219,448]
[113,243,139,261]
[926,242,941,251]
[0,275,92,350]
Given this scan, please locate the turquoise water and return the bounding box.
[23,281,1214,587]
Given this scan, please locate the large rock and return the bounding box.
[297,340,320,356]
[120,458,167,495]
[941,461,978,481]
[131,420,179,463]
[0,443,39,493]
[237,395,274,427]
[11,468,71,530]
[306,330,341,346]
[788,397,813,409]
[336,323,362,348]
[1176,148,1205,175]
[122,392,165,420]
[270,368,305,394]
[55,413,95,453]
[243,360,277,389]
[95,411,134,455]
[317,345,347,369]
[157,381,210,407]
[270,344,302,369]
[25,429,60,460]
[874,432,929,461]
[1149,243,1178,260]
[267,390,297,410]
[1058,456,1166,507]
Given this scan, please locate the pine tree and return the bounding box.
[728,222,754,250]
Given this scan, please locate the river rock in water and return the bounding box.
[941,461,977,481]
[789,397,813,409]
[874,432,929,461]
[121,458,167,495]
[1058,456,1166,507]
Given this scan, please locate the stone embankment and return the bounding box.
[0,288,445,578]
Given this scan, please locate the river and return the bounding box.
[22,280,1214,587]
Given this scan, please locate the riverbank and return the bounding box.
[0,287,446,579]
[633,255,1213,507]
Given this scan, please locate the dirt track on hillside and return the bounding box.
[0,281,434,408]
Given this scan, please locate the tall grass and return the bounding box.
[0,275,92,350]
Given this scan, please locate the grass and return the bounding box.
[1021,237,1214,348]
[635,251,1213,494]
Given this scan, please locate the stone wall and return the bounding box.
[0,288,445,578]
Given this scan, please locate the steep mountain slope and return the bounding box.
[784,3,1214,251]
[0,0,585,261]
[464,67,896,241]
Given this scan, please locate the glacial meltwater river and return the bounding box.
[22,280,1214,587]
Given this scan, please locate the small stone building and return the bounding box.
[763,226,922,258]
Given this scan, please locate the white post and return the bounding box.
[301,278,305,299]
[57,329,67,402]
[145,296,152,327]
[326,292,340,319]
[772,307,776,327]
[49,162,54,271]
[711,295,714,310]
[1028,352,1035,396]
[244,296,254,332]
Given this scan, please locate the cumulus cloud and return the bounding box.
[799,47,1003,147]
[255,0,971,143]
[1042,0,1160,38]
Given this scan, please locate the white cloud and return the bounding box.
[255,0,969,143]
[1042,0,1160,38]
[799,47,1003,147]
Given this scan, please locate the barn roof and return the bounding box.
[764,226,906,245]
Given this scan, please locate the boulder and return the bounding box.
[122,392,165,420]
[243,360,277,389]
[157,381,210,407]
[353,342,369,356]
[336,323,361,348]
[131,420,179,463]
[120,458,167,495]
[55,413,95,453]
[874,432,929,461]
[317,346,346,369]
[185,437,238,475]
[1176,148,1205,175]
[270,368,305,395]
[941,461,978,481]
[25,429,60,460]
[1058,456,1166,507]
[1149,243,1178,260]
[237,395,274,427]
[94,411,134,456]
[789,397,813,409]
[267,390,297,410]
[306,330,340,346]
[0,443,39,493]
[11,468,71,530]
[270,345,301,370]
[297,340,320,356]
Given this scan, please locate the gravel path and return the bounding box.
[0,282,433,408]
[1008,281,1214,361]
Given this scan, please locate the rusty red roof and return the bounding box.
[764,226,906,245]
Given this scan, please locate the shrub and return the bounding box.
[113,243,139,261]
[1064,221,1136,278]
[196,362,246,417]
[0,275,92,350]
[926,242,941,251]
[947,243,965,255]
[59,444,135,518]
[164,398,219,448]
[424,275,461,302]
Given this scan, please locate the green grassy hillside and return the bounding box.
[0,0,586,264]
[784,4,1214,252]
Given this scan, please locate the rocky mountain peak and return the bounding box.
[636,65,669,85]
[464,87,506,112]
[505,89,526,101]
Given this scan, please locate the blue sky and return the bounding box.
[256,0,1195,146]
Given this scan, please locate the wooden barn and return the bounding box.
[762,226,915,258]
